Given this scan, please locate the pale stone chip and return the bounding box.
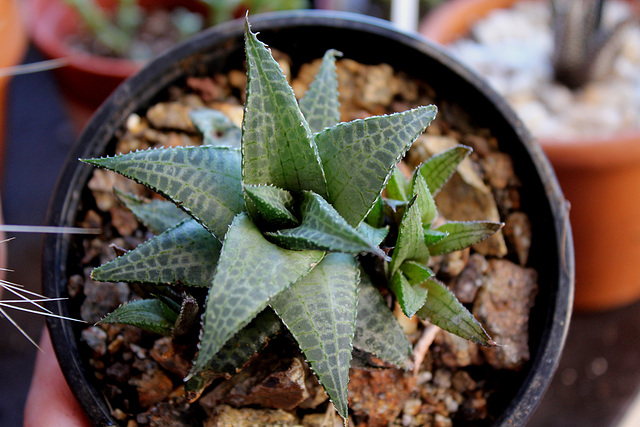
[147,102,196,132]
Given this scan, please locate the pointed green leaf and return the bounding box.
[270,253,358,420]
[386,165,410,201]
[98,299,176,336]
[154,294,182,315]
[265,191,386,258]
[190,108,241,148]
[242,21,327,197]
[424,228,448,245]
[354,271,412,369]
[428,221,504,256]
[316,106,437,227]
[356,222,389,247]
[114,189,189,234]
[200,308,283,375]
[416,278,496,346]
[388,196,430,278]
[389,270,428,318]
[189,213,324,379]
[299,49,342,134]
[400,260,434,283]
[83,146,244,238]
[92,219,221,287]
[416,145,472,195]
[364,196,384,228]
[391,261,434,318]
[243,184,299,229]
[411,173,437,226]
[157,297,181,322]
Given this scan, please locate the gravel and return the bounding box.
[448,0,640,140]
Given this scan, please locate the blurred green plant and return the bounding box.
[62,0,308,58]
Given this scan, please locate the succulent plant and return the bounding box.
[551,0,634,89]
[83,19,501,420]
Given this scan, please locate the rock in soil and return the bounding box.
[203,404,299,426]
[452,254,489,303]
[80,279,130,323]
[348,368,416,427]
[474,259,539,370]
[200,355,311,412]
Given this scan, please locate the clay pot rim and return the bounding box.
[541,132,640,169]
[42,10,574,426]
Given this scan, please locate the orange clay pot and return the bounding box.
[420,0,640,311]
[0,0,28,181]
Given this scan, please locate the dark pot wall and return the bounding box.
[43,10,573,426]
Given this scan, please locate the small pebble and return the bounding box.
[81,326,108,356]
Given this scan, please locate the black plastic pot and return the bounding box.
[43,10,574,426]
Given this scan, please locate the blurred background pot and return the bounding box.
[420,0,640,312]
[28,0,209,130]
[43,10,573,425]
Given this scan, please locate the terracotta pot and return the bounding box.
[29,0,206,122]
[0,0,28,180]
[420,0,640,312]
[43,10,573,426]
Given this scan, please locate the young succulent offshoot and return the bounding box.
[83,18,501,421]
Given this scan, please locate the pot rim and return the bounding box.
[43,9,574,426]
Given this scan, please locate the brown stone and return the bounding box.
[481,152,517,189]
[146,102,196,132]
[348,368,415,427]
[504,211,533,266]
[301,412,346,427]
[434,330,483,368]
[452,254,489,303]
[204,405,299,427]
[150,337,191,378]
[131,368,175,408]
[473,259,538,370]
[200,356,311,412]
[110,205,139,237]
